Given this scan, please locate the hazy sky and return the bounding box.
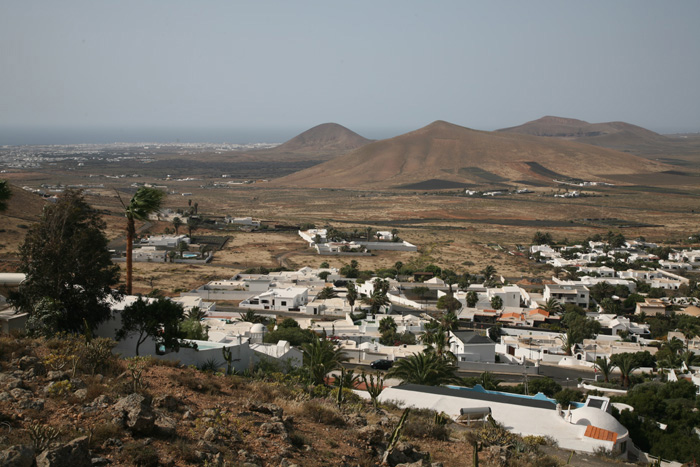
[1,1,699,143]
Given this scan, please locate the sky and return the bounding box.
[1,1,699,144]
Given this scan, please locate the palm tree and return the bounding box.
[317,286,338,300]
[611,353,640,388]
[387,351,460,386]
[187,216,200,238]
[379,316,397,334]
[481,265,497,281]
[362,289,390,315]
[172,217,182,235]
[466,290,478,308]
[542,297,563,314]
[594,356,616,383]
[238,309,267,324]
[420,321,440,347]
[440,311,458,332]
[0,179,11,212]
[119,187,166,294]
[345,282,358,312]
[429,329,454,360]
[490,296,503,311]
[302,336,349,385]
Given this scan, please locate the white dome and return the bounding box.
[250,323,266,333]
[570,407,628,436]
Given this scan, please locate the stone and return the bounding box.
[356,425,386,447]
[19,398,45,410]
[260,421,287,435]
[203,427,219,441]
[0,373,24,390]
[36,436,91,467]
[196,440,220,454]
[91,457,111,466]
[0,444,35,467]
[0,392,14,402]
[69,378,87,390]
[9,388,33,401]
[46,371,69,382]
[18,355,42,371]
[246,402,283,418]
[384,442,430,467]
[153,394,179,411]
[113,393,155,435]
[73,389,88,401]
[154,413,177,437]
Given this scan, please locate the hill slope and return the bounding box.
[272,120,668,189]
[271,122,372,154]
[497,116,684,156]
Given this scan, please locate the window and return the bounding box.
[281,301,287,306]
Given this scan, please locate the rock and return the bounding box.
[345,413,367,427]
[278,459,300,467]
[182,410,194,420]
[9,388,33,401]
[18,355,42,372]
[91,457,111,466]
[73,389,88,401]
[19,398,45,410]
[69,378,86,390]
[203,427,219,442]
[36,436,91,467]
[246,402,283,418]
[113,394,155,435]
[154,413,177,437]
[153,394,179,411]
[356,425,386,447]
[0,392,13,402]
[91,394,112,408]
[384,442,429,467]
[0,444,35,467]
[101,438,122,450]
[261,421,287,435]
[196,440,220,454]
[47,371,69,382]
[0,373,24,390]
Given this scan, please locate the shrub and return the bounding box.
[122,442,159,467]
[90,422,122,447]
[172,369,221,394]
[289,430,311,449]
[47,380,74,398]
[298,400,345,426]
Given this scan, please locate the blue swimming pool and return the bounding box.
[446,384,585,408]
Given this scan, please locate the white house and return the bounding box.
[131,246,167,262]
[240,287,309,312]
[449,331,496,362]
[544,284,589,308]
[140,234,190,248]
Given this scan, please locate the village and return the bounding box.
[3,211,700,464]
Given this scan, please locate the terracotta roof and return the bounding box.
[529,308,550,317]
[584,425,618,443]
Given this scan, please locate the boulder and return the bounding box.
[113,394,155,435]
[36,436,91,467]
[245,402,283,418]
[154,413,177,437]
[0,444,35,467]
[384,442,429,467]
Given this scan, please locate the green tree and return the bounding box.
[180,316,209,340]
[12,190,120,334]
[345,281,358,312]
[379,316,397,334]
[172,216,182,235]
[560,310,601,355]
[0,179,11,212]
[490,295,503,311]
[116,297,185,356]
[532,231,553,245]
[611,352,641,388]
[541,297,563,314]
[466,290,479,308]
[437,295,462,313]
[119,187,166,295]
[481,265,497,281]
[387,351,459,386]
[412,286,430,303]
[238,309,268,324]
[302,336,349,385]
[317,286,338,300]
[594,356,617,383]
[187,216,200,238]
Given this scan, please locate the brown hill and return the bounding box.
[497,116,684,156]
[271,120,669,189]
[271,122,372,154]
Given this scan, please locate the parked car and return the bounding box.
[370,359,393,370]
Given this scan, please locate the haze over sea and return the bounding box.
[0,125,412,147]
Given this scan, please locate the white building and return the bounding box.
[140,234,190,248]
[240,287,309,312]
[544,284,589,308]
[449,331,496,362]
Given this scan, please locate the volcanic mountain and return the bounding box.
[271,120,670,189]
[497,116,677,156]
[230,123,372,163]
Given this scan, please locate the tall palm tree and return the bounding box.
[120,187,166,295]
[379,316,397,334]
[440,311,459,332]
[594,356,616,383]
[172,216,182,235]
[0,179,11,212]
[420,321,440,347]
[466,291,479,308]
[611,353,640,388]
[345,282,358,312]
[481,265,497,281]
[302,336,349,385]
[386,351,459,386]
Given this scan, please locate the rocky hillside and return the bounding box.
[0,336,614,466]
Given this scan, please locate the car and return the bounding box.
[370,359,394,370]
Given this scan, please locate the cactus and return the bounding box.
[28,423,61,451]
[336,367,345,408]
[222,346,233,375]
[383,407,410,463]
[361,371,385,409]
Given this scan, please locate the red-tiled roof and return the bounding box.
[529,308,550,317]
[584,425,618,443]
